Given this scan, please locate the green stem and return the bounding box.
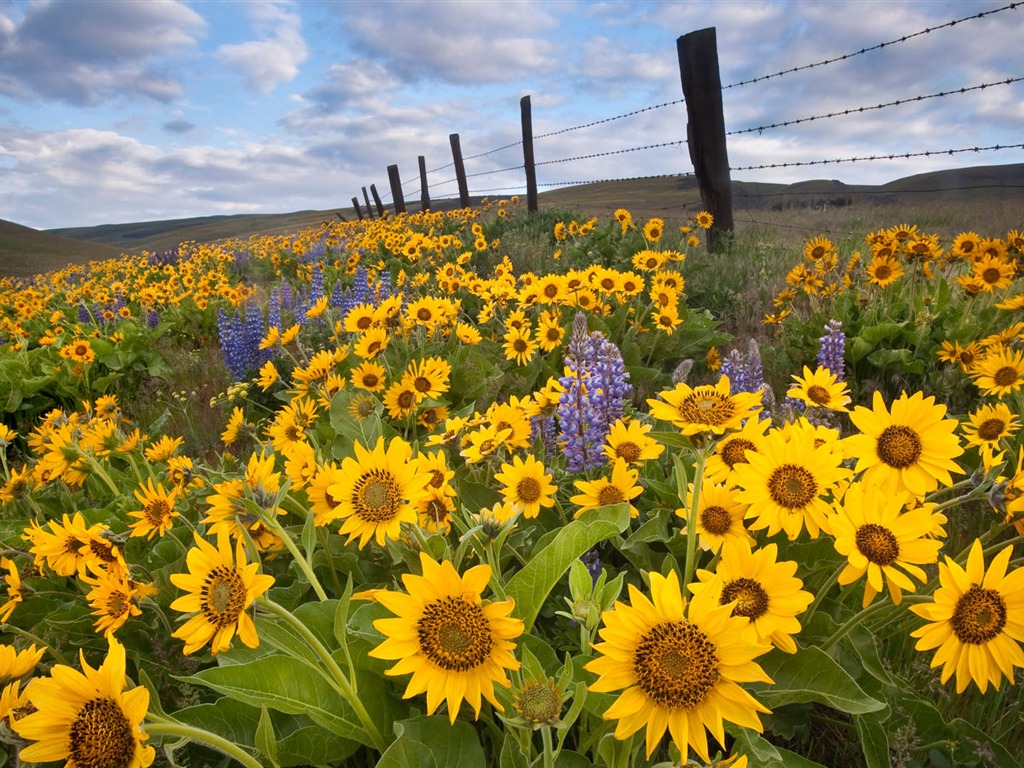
[82,454,121,497]
[1,626,70,666]
[802,562,845,630]
[820,594,931,653]
[680,446,709,592]
[259,511,329,602]
[145,720,263,768]
[541,725,555,768]
[258,598,387,752]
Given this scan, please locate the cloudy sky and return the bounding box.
[1,0,1022,230]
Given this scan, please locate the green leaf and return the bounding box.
[277,725,360,767]
[375,716,486,768]
[172,698,260,748]
[300,512,316,562]
[499,732,530,768]
[186,654,366,741]
[504,504,631,633]
[751,646,885,715]
[728,727,828,768]
[865,347,926,375]
[854,711,890,768]
[256,705,280,767]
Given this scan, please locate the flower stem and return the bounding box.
[541,724,556,768]
[257,597,387,752]
[145,719,263,768]
[801,561,845,630]
[259,510,329,601]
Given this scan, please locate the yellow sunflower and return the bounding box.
[844,391,965,498]
[328,436,431,548]
[368,552,523,723]
[493,454,557,519]
[643,217,665,242]
[82,565,144,637]
[704,417,771,485]
[830,481,943,608]
[647,376,763,437]
[503,326,537,366]
[733,427,850,540]
[0,557,23,623]
[970,346,1024,398]
[352,360,387,392]
[695,211,714,230]
[127,479,180,540]
[603,418,665,466]
[961,402,1019,452]
[786,366,850,412]
[13,636,155,768]
[169,531,275,655]
[690,539,813,654]
[585,570,772,761]
[678,481,753,552]
[865,253,905,287]
[910,539,1024,693]
[570,457,643,519]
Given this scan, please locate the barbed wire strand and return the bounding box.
[730,142,1024,171]
[536,139,688,167]
[533,98,686,141]
[729,76,1024,136]
[723,2,1021,90]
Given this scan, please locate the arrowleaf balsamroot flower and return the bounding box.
[843,391,964,499]
[910,539,1024,693]
[585,570,772,761]
[368,553,523,723]
[13,636,155,768]
[170,532,275,656]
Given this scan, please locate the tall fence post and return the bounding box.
[370,184,385,217]
[362,187,373,219]
[678,27,734,252]
[387,165,406,214]
[450,133,471,209]
[352,196,364,220]
[521,95,538,212]
[418,155,431,212]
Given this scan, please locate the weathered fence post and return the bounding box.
[370,184,385,217]
[352,196,364,220]
[418,155,431,212]
[450,133,471,209]
[521,95,538,212]
[387,165,406,215]
[678,27,734,251]
[362,187,373,219]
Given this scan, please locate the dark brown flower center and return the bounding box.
[721,438,755,468]
[633,620,719,710]
[202,566,247,628]
[720,577,770,620]
[855,523,900,566]
[418,596,493,671]
[951,585,1007,644]
[516,681,561,724]
[876,425,923,468]
[516,477,542,504]
[69,697,137,768]
[677,392,735,426]
[806,385,832,405]
[993,366,1020,388]
[700,505,733,536]
[597,485,625,506]
[767,464,818,508]
[615,441,642,463]
[353,471,401,522]
[977,418,1007,442]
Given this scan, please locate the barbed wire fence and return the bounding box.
[360,1,1022,244]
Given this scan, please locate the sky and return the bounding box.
[1,0,1022,230]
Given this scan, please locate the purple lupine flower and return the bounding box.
[721,340,775,416]
[556,313,631,472]
[310,264,325,304]
[817,319,846,380]
[78,303,90,323]
[581,547,603,585]
[353,265,371,305]
[330,279,345,308]
[147,309,159,329]
[217,309,248,381]
[280,282,294,312]
[267,287,282,332]
[530,413,558,454]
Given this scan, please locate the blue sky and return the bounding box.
[1,0,1022,230]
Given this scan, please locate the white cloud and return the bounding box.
[216,1,309,93]
[0,0,205,105]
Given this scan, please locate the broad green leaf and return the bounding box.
[504,505,631,632]
[255,705,280,767]
[187,654,365,740]
[854,711,890,768]
[728,727,828,768]
[865,347,926,375]
[751,646,885,715]
[172,698,260,748]
[277,725,360,766]
[300,512,316,562]
[553,751,592,768]
[902,698,1019,768]
[499,732,530,768]
[375,716,485,768]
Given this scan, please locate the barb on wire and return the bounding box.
[463,139,523,161]
[536,172,695,188]
[729,76,1024,136]
[464,165,524,179]
[536,139,688,167]
[734,183,1024,201]
[534,98,685,140]
[730,142,1024,171]
[723,2,1021,90]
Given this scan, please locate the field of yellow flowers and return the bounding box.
[1,199,1023,768]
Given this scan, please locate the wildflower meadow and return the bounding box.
[1,198,1023,768]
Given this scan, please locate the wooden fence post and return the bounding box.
[370,184,385,217]
[351,197,363,220]
[418,155,431,212]
[678,27,734,251]
[450,133,471,209]
[521,95,538,212]
[362,187,373,219]
[387,165,406,215]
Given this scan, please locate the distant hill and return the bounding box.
[0,218,126,279]
[2,162,1022,279]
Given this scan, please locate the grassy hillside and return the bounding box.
[3,162,1021,280]
[0,218,126,279]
